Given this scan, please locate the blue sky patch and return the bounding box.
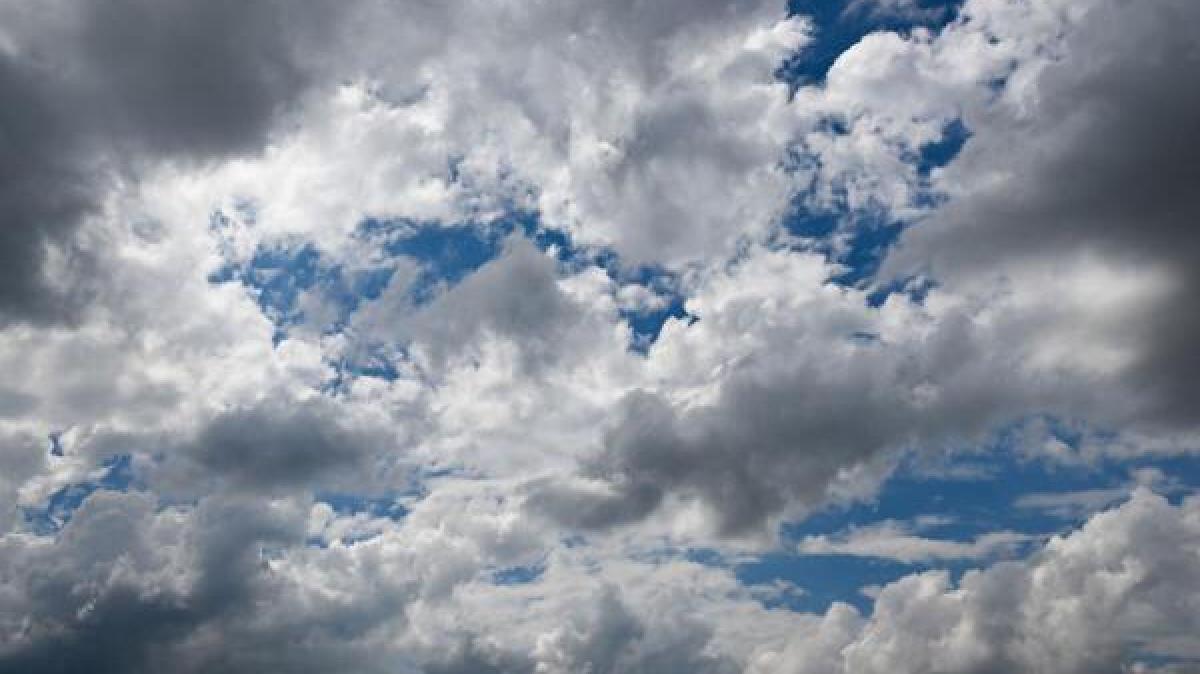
[780,117,969,298]
[210,238,400,344]
[367,219,511,304]
[492,563,545,585]
[209,242,322,343]
[623,296,692,354]
[916,118,971,179]
[213,203,704,360]
[782,203,905,289]
[21,454,135,535]
[613,265,694,353]
[725,437,1200,614]
[363,213,695,352]
[737,551,915,614]
[315,491,410,521]
[780,0,965,87]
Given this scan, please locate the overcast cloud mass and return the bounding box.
[1,0,1199,672]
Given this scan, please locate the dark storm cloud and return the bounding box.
[0,0,339,325]
[884,0,1200,426]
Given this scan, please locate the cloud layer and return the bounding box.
[1,0,1198,671]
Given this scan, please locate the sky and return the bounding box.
[1,0,1199,672]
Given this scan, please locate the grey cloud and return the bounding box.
[0,388,38,419]
[532,317,1063,536]
[180,397,386,493]
[0,430,46,533]
[0,489,420,674]
[595,88,784,262]
[0,0,344,325]
[884,0,1200,427]
[0,587,198,674]
[0,55,98,324]
[543,587,646,674]
[414,238,579,359]
[0,491,301,674]
[67,0,328,159]
[419,583,739,674]
[0,488,735,674]
[422,638,535,674]
[357,236,587,375]
[524,469,665,532]
[525,585,738,674]
[548,374,904,536]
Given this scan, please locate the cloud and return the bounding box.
[4,482,1195,674]
[796,520,1033,563]
[1014,487,1133,520]
[755,489,1200,674]
[0,430,45,533]
[528,244,1123,537]
[0,0,1198,671]
[179,396,390,493]
[0,0,345,325]
[0,491,314,674]
[841,0,958,23]
[355,236,589,375]
[883,0,1200,428]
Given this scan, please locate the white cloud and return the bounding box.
[755,489,1200,674]
[796,519,1034,563]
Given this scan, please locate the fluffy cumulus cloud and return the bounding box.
[753,490,1200,674]
[1,0,1199,671]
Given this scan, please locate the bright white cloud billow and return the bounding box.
[1,0,1199,672]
